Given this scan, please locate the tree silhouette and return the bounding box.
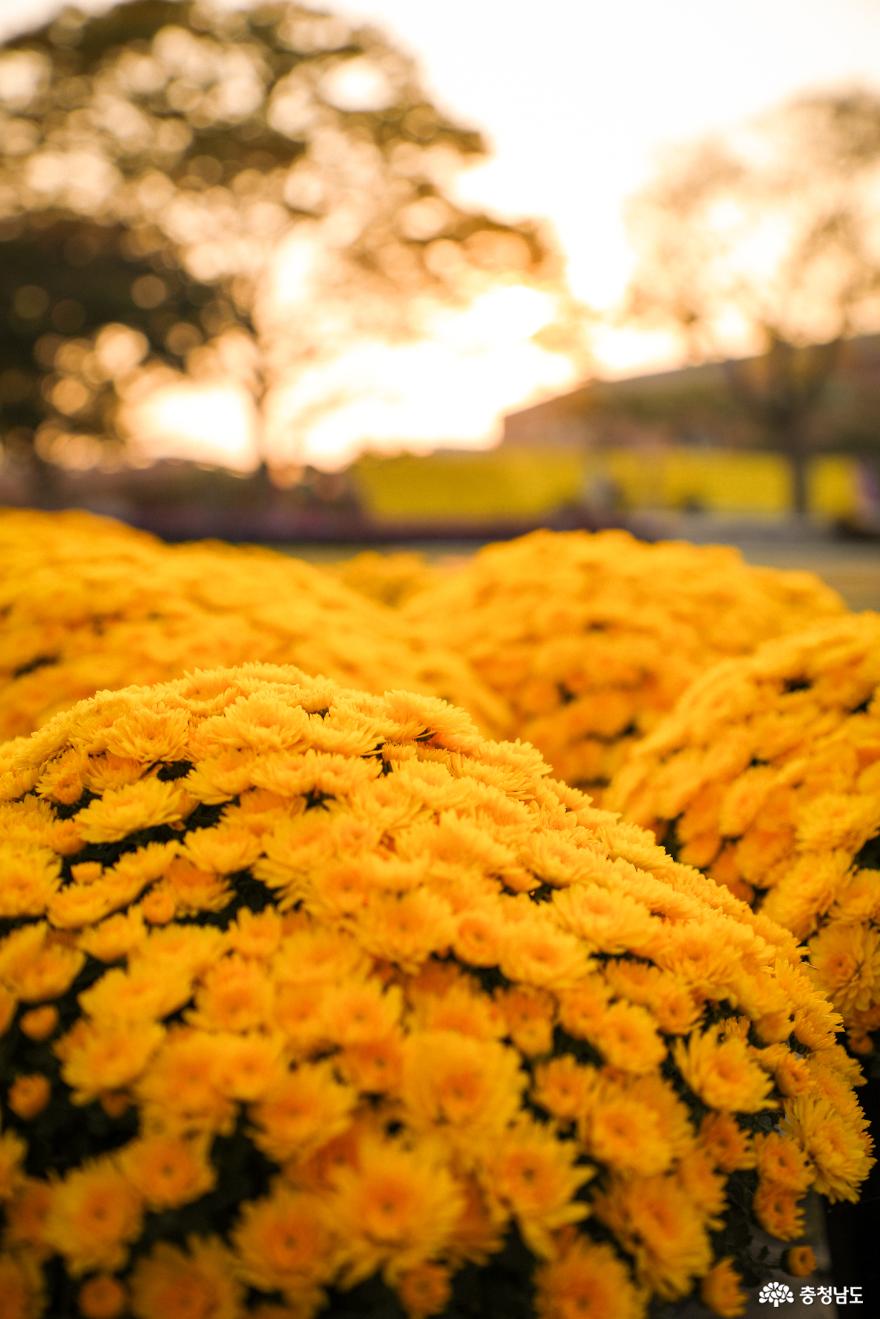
[0,0,581,484]
[623,90,880,516]
[0,209,225,485]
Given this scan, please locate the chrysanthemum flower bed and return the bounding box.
[608,612,880,1059]
[329,549,439,607]
[0,509,506,740]
[0,665,872,1318]
[402,530,845,797]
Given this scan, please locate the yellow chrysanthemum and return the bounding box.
[232,1187,338,1294]
[0,1252,45,1319]
[0,509,506,741]
[534,1237,645,1319]
[129,1237,244,1319]
[595,1172,712,1299]
[117,1133,216,1211]
[401,1031,524,1158]
[674,1028,774,1112]
[0,661,871,1315]
[75,778,191,844]
[403,528,842,795]
[329,1137,464,1285]
[56,1018,164,1103]
[45,1160,143,1275]
[481,1119,591,1257]
[700,1257,747,1318]
[609,612,880,1053]
[783,1096,874,1202]
[251,1062,356,1165]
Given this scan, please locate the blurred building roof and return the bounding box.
[502,333,880,451]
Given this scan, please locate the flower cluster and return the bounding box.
[329,549,440,607]
[402,529,844,798]
[0,509,507,740]
[608,613,880,1057]
[0,664,871,1318]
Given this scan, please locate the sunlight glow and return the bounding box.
[130,383,258,471]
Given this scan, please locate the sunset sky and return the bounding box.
[2,0,879,468]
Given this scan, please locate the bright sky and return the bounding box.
[2,0,879,468]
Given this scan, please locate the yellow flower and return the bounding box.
[496,985,557,1056]
[785,1245,817,1277]
[129,1237,244,1319]
[329,1136,464,1286]
[103,706,191,763]
[354,888,455,970]
[320,977,403,1046]
[588,1001,665,1074]
[698,1114,755,1172]
[400,1031,524,1158]
[0,1131,27,1201]
[809,921,880,1016]
[78,908,148,962]
[0,846,61,918]
[212,1031,287,1102]
[7,1074,52,1121]
[753,1181,805,1240]
[78,963,192,1024]
[0,655,873,1313]
[753,1132,812,1193]
[187,955,275,1034]
[182,825,262,875]
[76,778,190,844]
[46,1159,143,1274]
[250,1063,355,1164]
[136,1029,234,1134]
[232,1188,337,1293]
[481,1119,591,1257]
[534,1237,645,1319]
[581,1085,672,1176]
[607,612,880,1053]
[675,1149,727,1228]
[596,1172,712,1300]
[674,1029,774,1112]
[57,1019,164,1104]
[783,1096,874,1202]
[700,1257,746,1318]
[0,1252,45,1319]
[226,907,284,960]
[403,528,841,793]
[18,1005,58,1042]
[117,1132,216,1210]
[532,1055,598,1124]
[76,1276,128,1319]
[499,916,590,990]
[551,883,657,953]
[163,857,231,915]
[395,1262,453,1319]
[4,1178,54,1255]
[0,924,84,1002]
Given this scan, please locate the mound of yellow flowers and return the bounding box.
[402,530,845,797]
[0,665,871,1319]
[0,509,506,740]
[608,612,880,1058]
[0,507,159,570]
[330,549,440,607]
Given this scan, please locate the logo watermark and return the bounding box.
[758,1281,864,1305]
[759,1283,794,1307]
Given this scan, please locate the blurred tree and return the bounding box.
[623,90,880,515]
[0,209,224,486]
[0,0,587,486]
